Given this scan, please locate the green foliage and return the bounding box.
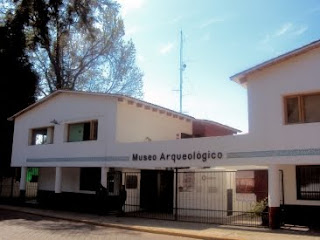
[2,0,143,98]
[251,197,268,216]
[0,18,37,176]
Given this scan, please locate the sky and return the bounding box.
[117,0,320,133]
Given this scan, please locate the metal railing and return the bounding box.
[123,170,269,227]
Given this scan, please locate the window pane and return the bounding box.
[286,97,299,124]
[83,122,91,140]
[304,94,320,123]
[297,166,320,200]
[126,175,138,189]
[35,133,46,144]
[32,128,49,145]
[68,123,84,142]
[92,121,98,140]
[68,121,97,142]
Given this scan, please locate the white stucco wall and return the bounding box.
[116,101,192,142]
[11,92,117,167]
[246,47,320,142]
[38,168,55,191]
[38,167,96,194]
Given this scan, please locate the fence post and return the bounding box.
[10,174,14,198]
[175,168,178,220]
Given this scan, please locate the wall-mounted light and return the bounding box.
[50,119,60,125]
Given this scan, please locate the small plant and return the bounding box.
[250,197,269,226]
[251,197,268,216]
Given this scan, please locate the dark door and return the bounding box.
[159,171,174,212]
[140,170,158,210]
[140,170,173,212]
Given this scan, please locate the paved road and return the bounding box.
[0,209,194,240]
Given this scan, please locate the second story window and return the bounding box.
[284,92,320,124]
[30,127,54,145]
[67,120,98,142]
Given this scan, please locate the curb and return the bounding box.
[0,205,241,240]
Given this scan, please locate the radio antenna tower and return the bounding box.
[179,30,186,113]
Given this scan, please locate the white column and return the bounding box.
[101,167,108,188]
[55,167,62,193]
[19,167,27,191]
[268,164,280,207]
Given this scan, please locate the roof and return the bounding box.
[230,39,320,86]
[7,90,195,121]
[8,90,241,133]
[193,119,241,133]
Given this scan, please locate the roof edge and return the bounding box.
[7,90,195,121]
[230,39,320,85]
[8,90,241,133]
[194,119,241,133]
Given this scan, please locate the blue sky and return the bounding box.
[118,0,320,133]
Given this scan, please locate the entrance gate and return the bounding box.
[140,170,173,212]
[124,170,269,227]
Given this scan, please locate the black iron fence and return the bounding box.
[0,176,19,199]
[123,170,269,227]
[1,168,271,227]
[0,167,38,202]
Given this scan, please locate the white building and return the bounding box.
[9,39,320,229]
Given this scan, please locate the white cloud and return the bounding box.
[160,42,174,55]
[274,22,309,37]
[275,22,293,36]
[293,25,308,36]
[258,23,308,54]
[200,18,224,29]
[118,0,144,16]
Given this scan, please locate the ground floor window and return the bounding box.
[80,168,100,191]
[296,165,320,200]
[125,175,138,189]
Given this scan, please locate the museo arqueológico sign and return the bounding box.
[132,151,223,163]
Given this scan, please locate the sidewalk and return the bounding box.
[0,204,319,240]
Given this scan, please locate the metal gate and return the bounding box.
[123,169,269,227]
[25,168,39,202]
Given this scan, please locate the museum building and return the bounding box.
[8,39,320,229]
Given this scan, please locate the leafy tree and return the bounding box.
[0,14,37,176]
[6,0,143,98]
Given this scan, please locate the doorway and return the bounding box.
[107,170,122,195]
[140,170,174,212]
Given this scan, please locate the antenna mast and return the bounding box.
[179,30,186,113]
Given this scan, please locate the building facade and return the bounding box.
[9,40,320,229]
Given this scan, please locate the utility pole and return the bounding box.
[179,30,186,113]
